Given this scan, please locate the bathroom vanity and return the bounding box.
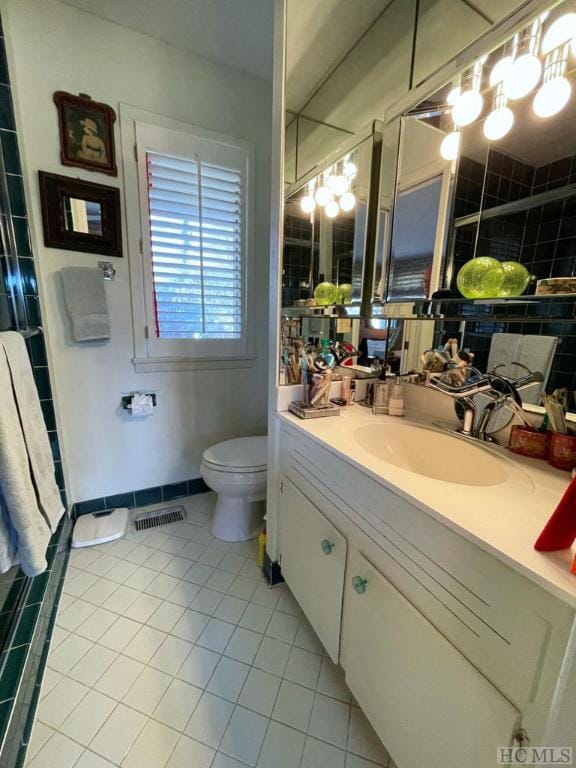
[273,408,576,768]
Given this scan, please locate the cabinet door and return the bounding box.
[341,548,521,768]
[279,477,347,662]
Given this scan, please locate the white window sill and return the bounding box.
[133,355,256,373]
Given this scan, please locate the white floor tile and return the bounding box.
[123,624,167,663]
[171,609,209,643]
[89,703,147,764]
[213,595,248,624]
[145,573,180,599]
[178,540,207,561]
[59,689,116,746]
[153,678,202,731]
[125,566,158,591]
[308,694,350,749]
[293,620,324,655]
[72,750,117,768]
[149,635,193,674]
[272,680,314,733]
[26,722,53,762]
[39,668,62,699]
[316,657,351,703]
[163,556,194,578]
[253,637,291,677]
[251,583,282,610]
[238,668,281,716]
[123,665,172,715]
[106,559,140,584]
[56,599,97,631]
[205,569,235,593]
[212,752,247,768]
[218,553,246,574]
[122,718,180,768]
[49,625,69,650]
[284,646,321,690]
[147,601,185,632]
[189,587,224,616]
[94,654,144,700]
[124,593,162,623]
[345,755,388,768]
[75,607,118,642]
[197,618,235,653]
[81,578,119,606]
[177,645,220,688]
[99,616,142,652]
[47,633,93,674]
[28,731,83,768]
[166,734,214,768]
[68,643,118,686]
[145,550,175,572]
[265,612,299,644]
[206,657,250,703]
[224,627,262,665]
[276,590,302,617]
[347,708,389,765]
[101,584,140,614]
[184,692,234,748]
[227,576,258,601]
[183,563,214,586]
[85,553,118,577]
[166,579,201,607]
[64,571,99,598]
[197,546,226,568]
[37,676,89,728]
[70,548,101,569]
[239,604,272,634]
[301,736,346,768]
[219,706,268,766]
[124,544,156,566]
[257,721,306,768]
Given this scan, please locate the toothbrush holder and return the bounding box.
[548,432,576,472]
[508,426,550,460]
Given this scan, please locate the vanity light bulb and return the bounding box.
[541,13,576,55]
[483,106,514,140]
[314,185,330,207]
[324,199,339,218]
[503,54,542,99]
[533,76,572,117]
[339,192,356,212]
[331,175,349,196]
[440,131,460,161]
[300,195,316,214]
[343,160,357,178]
[452,89,483,126]
[447,86,461,105]
[489,55,514,87]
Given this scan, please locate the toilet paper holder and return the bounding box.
[121,393,157,410]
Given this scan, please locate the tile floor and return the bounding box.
[26,494,395,768]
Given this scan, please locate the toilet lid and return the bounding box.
[203,436,267,471]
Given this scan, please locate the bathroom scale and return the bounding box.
[71,507,129,548]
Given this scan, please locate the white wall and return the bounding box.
[2,0,273,503]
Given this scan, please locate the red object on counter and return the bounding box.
[571,553,576,575]
[534,475,576,551]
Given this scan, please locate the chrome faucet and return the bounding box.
[426,367,494,438]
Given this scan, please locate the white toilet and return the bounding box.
[200,436,267,542]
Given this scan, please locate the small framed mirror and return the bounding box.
[39,171,122,257]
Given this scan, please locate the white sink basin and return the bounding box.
[353,422,510,486]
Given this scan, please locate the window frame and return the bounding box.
[120,105,256,372]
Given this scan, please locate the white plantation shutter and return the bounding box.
[147,152,243,340]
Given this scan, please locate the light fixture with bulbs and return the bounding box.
[440,130,460,161]
[451,58,486,127]
[534,41,572,117]
[484,62,514,141]
[299,157,357,219]
[503,17,546,99]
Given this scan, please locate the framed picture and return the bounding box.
[53,91,117,176]
[39,171,122,257]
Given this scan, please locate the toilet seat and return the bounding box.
[202,436,267,473]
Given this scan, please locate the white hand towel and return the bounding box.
[61,267,110,342]
[0,332,65,575]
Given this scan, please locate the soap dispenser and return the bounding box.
[388,376,405,417]
[372,372,390,415]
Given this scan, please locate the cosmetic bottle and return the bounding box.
[388,376,404,417]
[373,379,390,415]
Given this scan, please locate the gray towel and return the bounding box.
[61,267,110,342]
[0,332,65,575]
[488,332,557,404]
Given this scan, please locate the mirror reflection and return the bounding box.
[63,196,103,236]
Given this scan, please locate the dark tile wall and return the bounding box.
[73,476,210,518]
[0,18,70,768]
[282,213,316,306]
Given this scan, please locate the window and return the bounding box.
[127,112,254,368]
[146,152,242,341]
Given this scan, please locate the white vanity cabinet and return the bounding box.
[276,418,576,768]
[278,477,346,662]
[341,548,520,768]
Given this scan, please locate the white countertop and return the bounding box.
[278,407,576,608]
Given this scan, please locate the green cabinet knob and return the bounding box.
[352,576,367,595]
[321,539,335,555]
